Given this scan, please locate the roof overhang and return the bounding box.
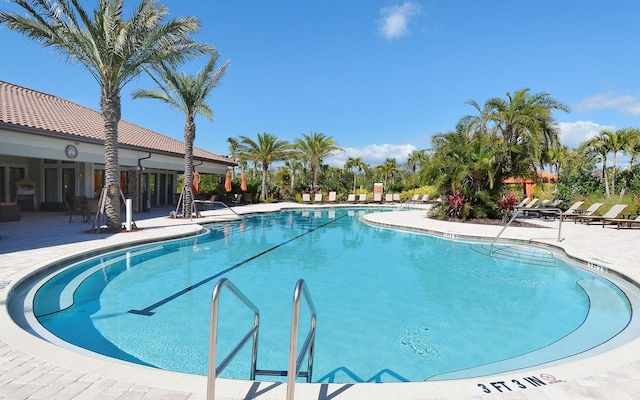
[0,125,234,175]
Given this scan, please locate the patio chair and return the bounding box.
[539,201,584,221]
[357,193,368,203]
[575,203,627,225]
[409,194,420,204]
[302,193,311,203]
[523,199,549,217]
[313,193,323,203]
[68,195,89,223]
[346,193,356,203]
[384,193,393,203]
[373,193,382,203]
[514,197,530,209]
[393,193,401,202]
[606,214,640,230]
[419,194,430,203]
[563,202,602,222]
[327,191,337,203]
[516,198,538,215]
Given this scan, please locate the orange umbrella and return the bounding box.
[241,172,247,191]
[224,170,232,192]
[192,170,200,194]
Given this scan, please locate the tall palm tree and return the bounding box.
[227,137,240,177]
[294,132,342,189]
[626,127,640,169]
[132,54,230,217]
[381,158,399,187]
[406,150,427,175]
[484,88,569,179]
[284,159,302,192]
[237,133,292,201]
[0,0,209,229]
[344,157,366,192]
[486,88,569,148]
[596,128,637,196]
[581,135,611,197]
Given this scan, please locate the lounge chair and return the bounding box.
[516,198,538,215]
[606,214,640,230]
[385,193,393,203]
[346,193,356,203]
[393,193,401,202]
[302,193,311,203]
[539,201,584,221]
[514,197,530,209]
[575,203,627,225]
[231,193,243,205]
[357,194,367,203]
[313,193,323,203]
[327,191,337,203]
[419,194,429,203]
[563,202,602,222]
[409,194,420,204]
[373,193,382,203]
[523,199,549,217]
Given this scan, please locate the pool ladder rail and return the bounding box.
[491,207,564,254]
[207,278,317,400]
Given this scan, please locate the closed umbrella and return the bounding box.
[224,170,232,193]
[241,172,247,191]
[192,170,200,195]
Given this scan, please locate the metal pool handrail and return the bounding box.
[204,200,247,221]
[491,207,564,254]
[287,279,317,400]
[207,278,260,400]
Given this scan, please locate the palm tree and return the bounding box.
[581,135,611,197]
[344,157,366,192]
[486,88,569,147]
[595,128,637,196]
[0,0,209,229]
[284,159,302,192]
[381,158,399,187]
[132,54,230,217]
[227,137,240,177]
[626,127,640,169]
[484,88,570,179]
[237,133,292,201]
[294,132,343,189]
[406,149,427,175]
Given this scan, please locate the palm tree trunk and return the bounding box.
[183,116,196,217]
[101,86,122,230]
[261,162,268,201]
[611,153,617,195]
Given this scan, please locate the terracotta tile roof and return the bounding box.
[0,80,233,164]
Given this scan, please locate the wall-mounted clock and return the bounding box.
[65,144,78,159]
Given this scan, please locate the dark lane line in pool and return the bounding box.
[128,214,347,316]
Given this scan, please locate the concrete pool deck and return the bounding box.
[1,202,639,399]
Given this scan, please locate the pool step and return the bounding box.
[471,244,558,268]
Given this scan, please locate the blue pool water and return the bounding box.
[31,208,632,383]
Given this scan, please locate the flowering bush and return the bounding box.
[446,190,467,219]
[498,192,518,214]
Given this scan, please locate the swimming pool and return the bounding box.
[25,208,634,383]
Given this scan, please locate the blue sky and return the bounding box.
[2,1,640,167]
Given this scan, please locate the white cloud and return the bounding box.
[326,143,418,168]
[377,2,422,41]
[575,93,640,116]
[557,121,615,149]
